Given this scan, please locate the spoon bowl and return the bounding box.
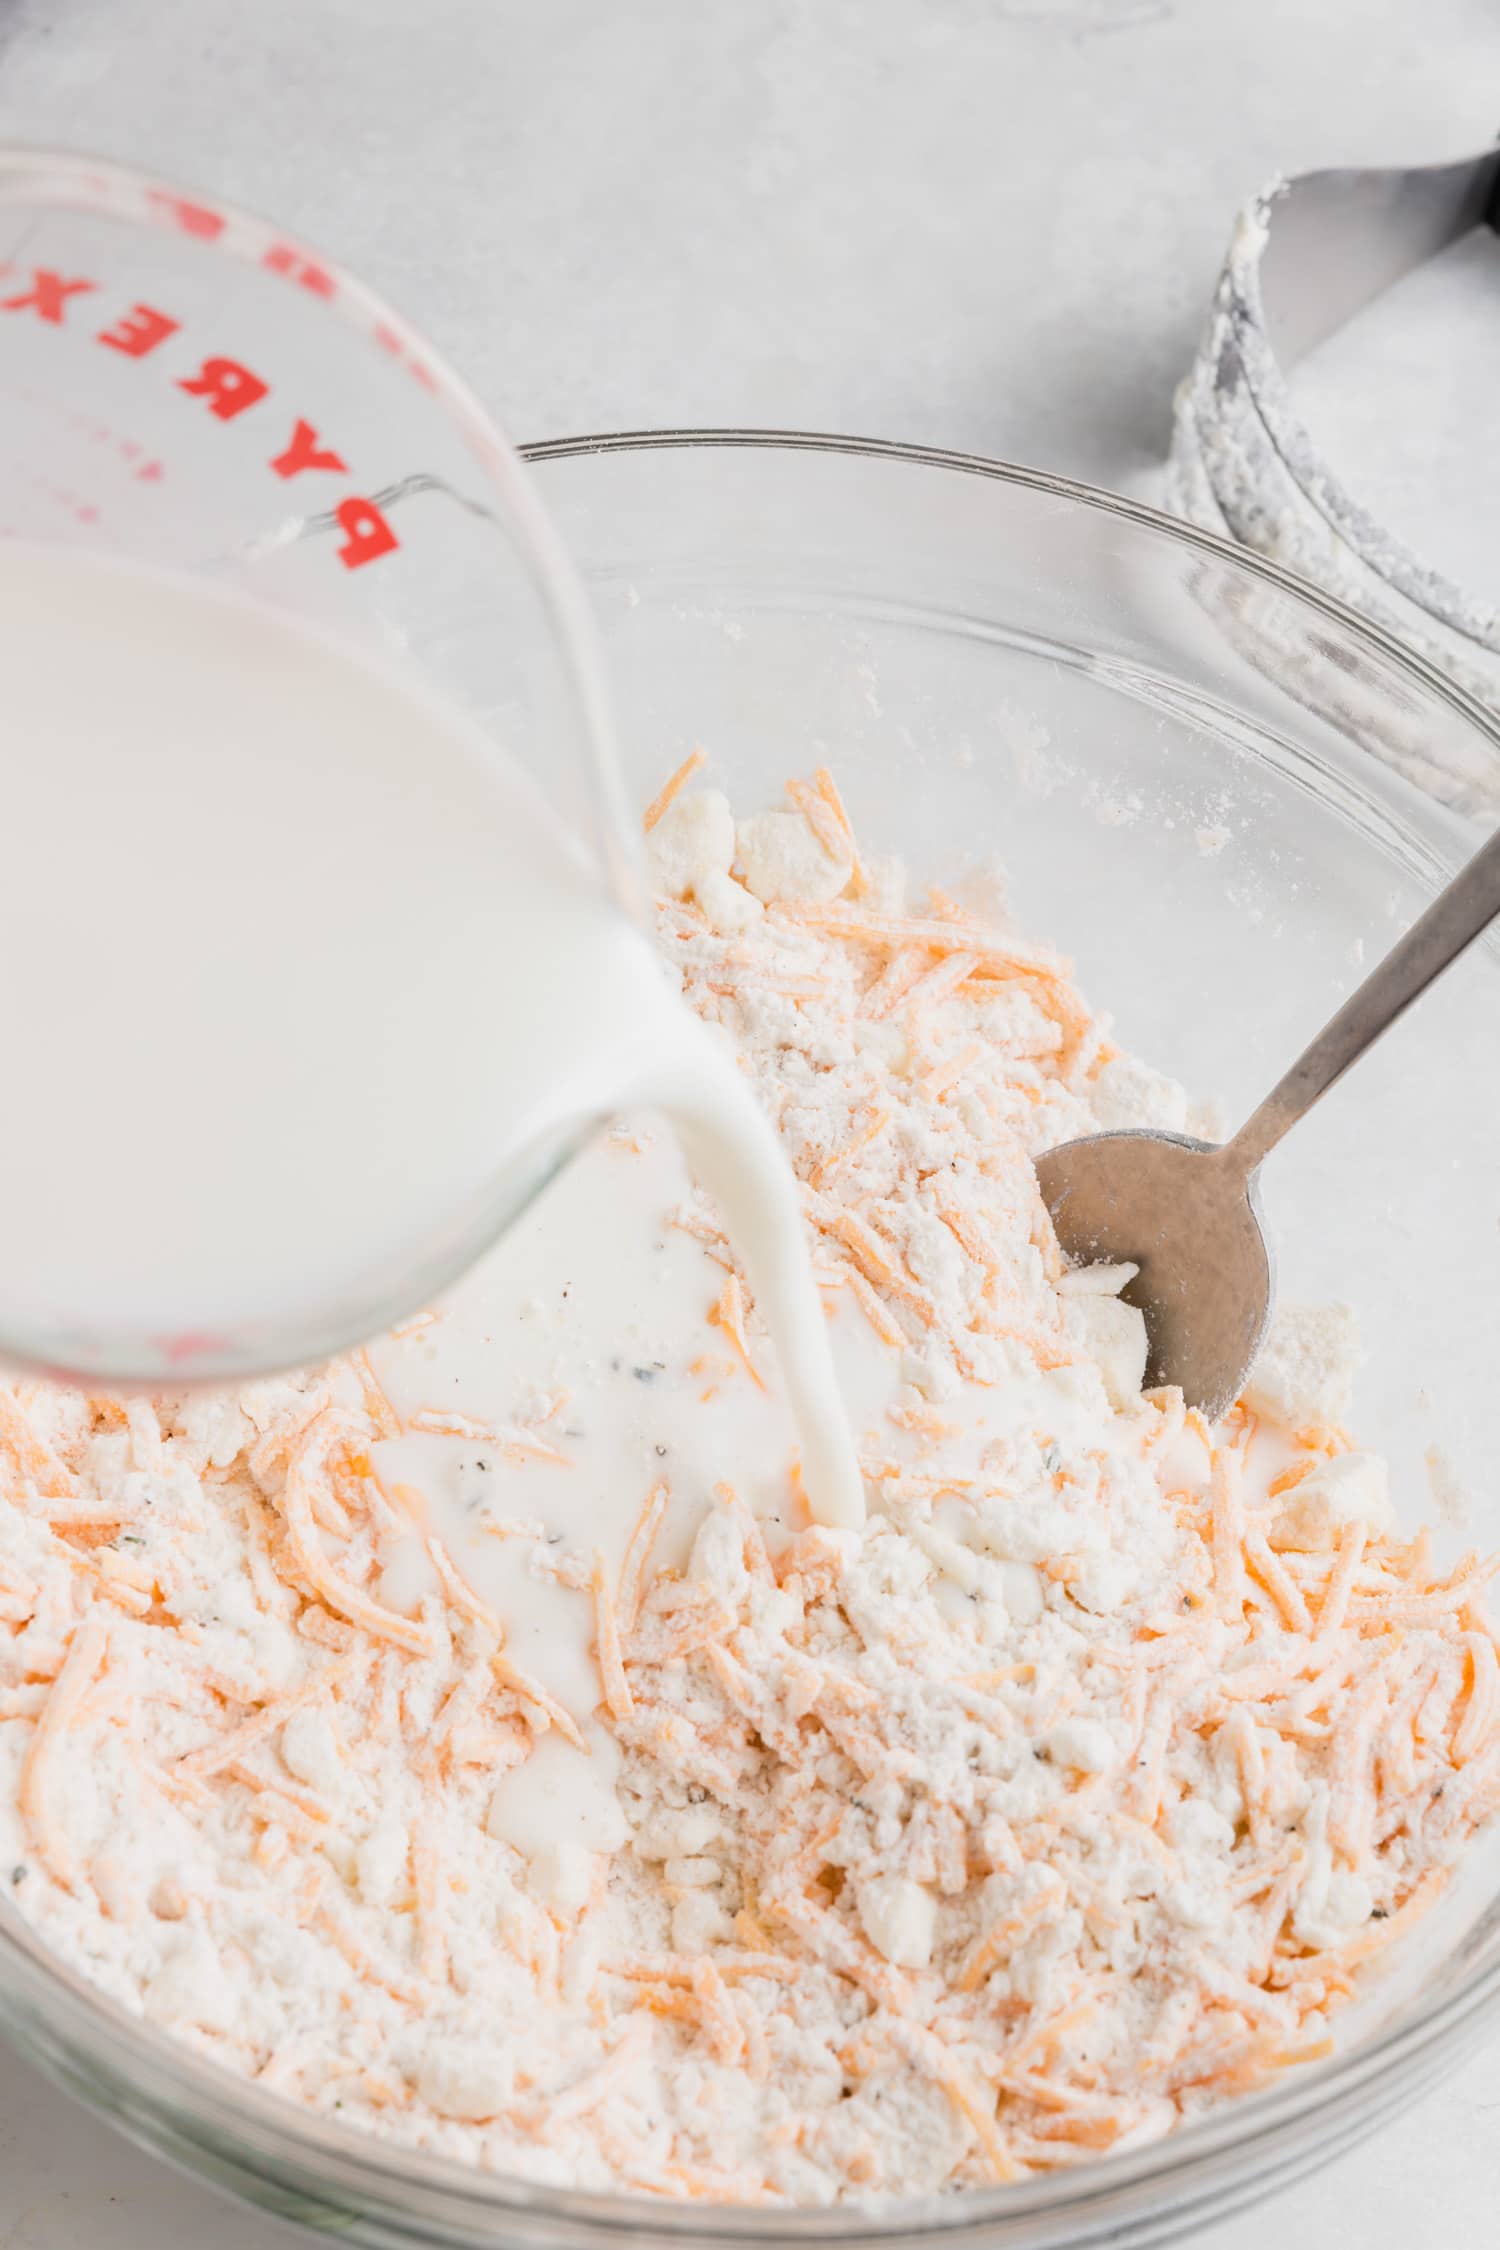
[1036,1132,1271,1418]
[1037,818,1500,1414]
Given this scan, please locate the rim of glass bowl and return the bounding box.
[3,430,1499,2246]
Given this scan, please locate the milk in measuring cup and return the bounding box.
[0,543,862,1530]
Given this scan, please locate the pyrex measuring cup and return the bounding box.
[0,148,639,1387]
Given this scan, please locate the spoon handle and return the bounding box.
[1223,822,1500,1178]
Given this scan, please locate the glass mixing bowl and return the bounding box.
[2,435,1499,2248]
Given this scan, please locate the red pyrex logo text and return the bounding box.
[0,265,400,571]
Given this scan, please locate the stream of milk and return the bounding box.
[0,545,864,1575]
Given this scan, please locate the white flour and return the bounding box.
[0,764,1496,2203]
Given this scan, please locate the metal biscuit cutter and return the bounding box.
[1169,147,1500,760]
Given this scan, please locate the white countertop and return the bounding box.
[0,0,1497,2241]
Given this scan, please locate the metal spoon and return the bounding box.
[1035,826,1500,1417]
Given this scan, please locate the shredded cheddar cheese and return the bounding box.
[0,762,1494,2205]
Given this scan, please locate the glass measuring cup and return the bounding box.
[0,148,639,1388]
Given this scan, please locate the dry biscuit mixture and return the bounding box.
[0,758,1496,2203]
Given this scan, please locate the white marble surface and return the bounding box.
[0,0,1498,2242]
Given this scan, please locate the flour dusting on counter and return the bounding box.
[1,760,1497,2203]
